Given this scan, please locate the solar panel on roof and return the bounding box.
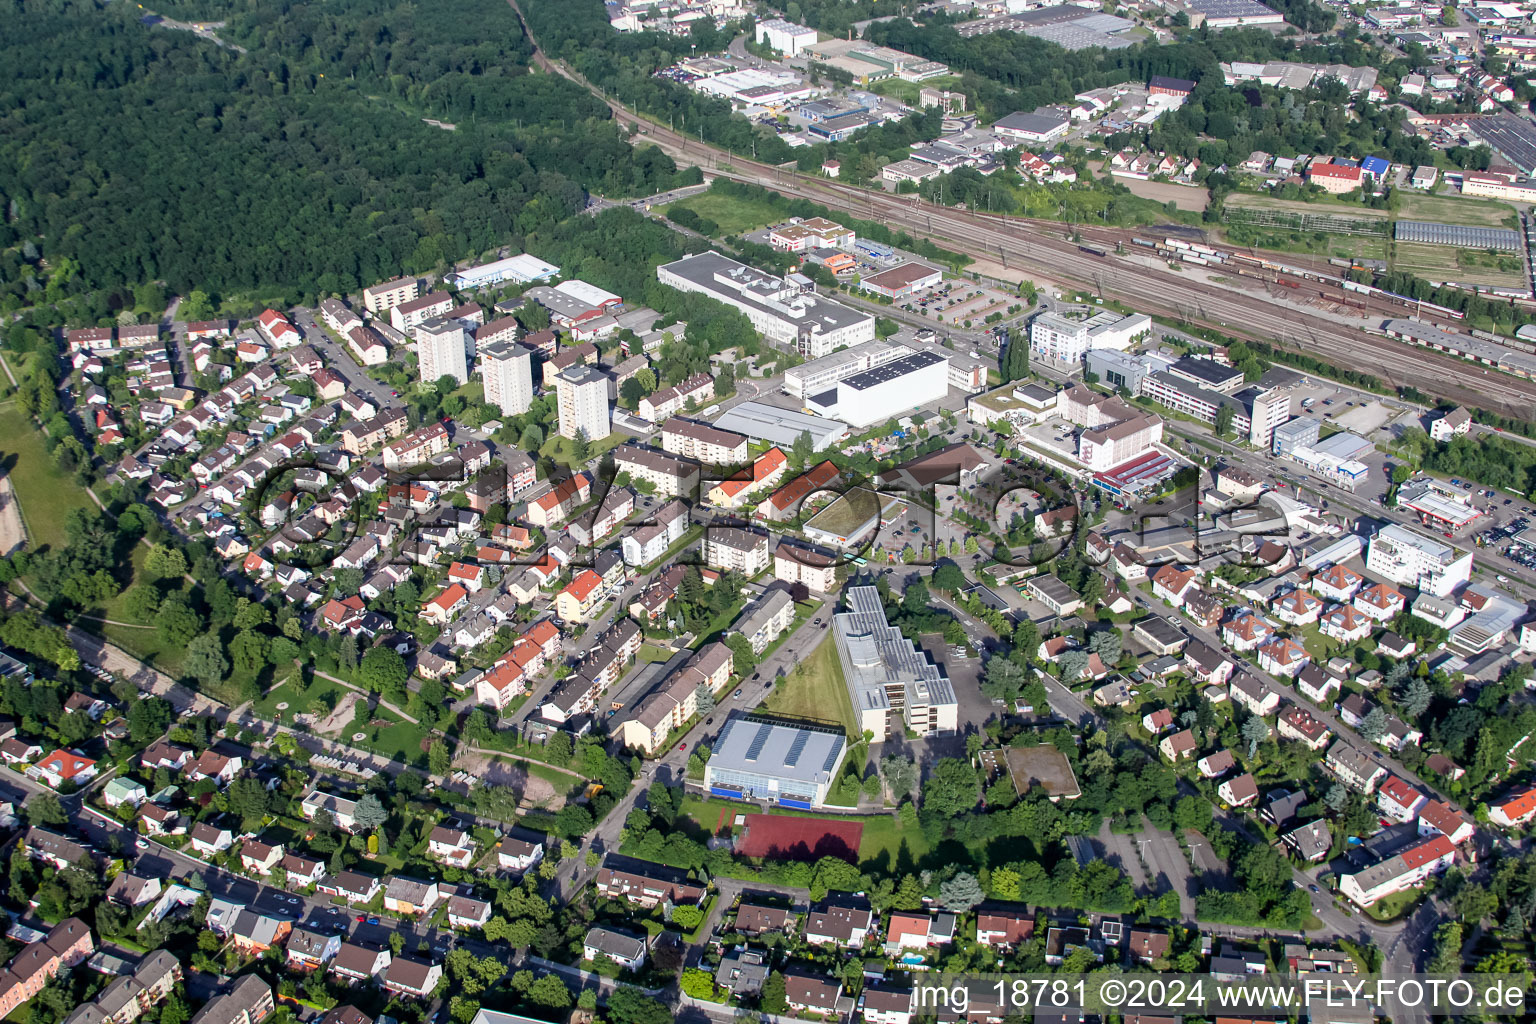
[821,745,843,775]
[745,723,772,762]
[784,730,810,767]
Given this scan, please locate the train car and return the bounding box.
[1165,238,1191,250]
[1181,254,1208,265]
[1080,243,1110,257]
[1132,237,1157,248]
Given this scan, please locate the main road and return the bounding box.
[502,0,1536,418]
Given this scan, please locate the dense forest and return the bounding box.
[0,0,695,316]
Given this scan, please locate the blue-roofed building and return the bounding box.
[1361,156,1391,176]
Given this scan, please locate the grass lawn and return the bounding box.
[524,759,582,796]
[660,191,784,236]
[95,619,186,678]
[540,431,624,467]
[637,643,675,664]
[761,633,859,739]
[1396,192,1520,229]
[0,405,96,551]
[868,75,962,105]
[1363,887,1422,922]
[253,675,349,723]
[678,794,747,837]
[353,706,432,765]
[95,545,152,622]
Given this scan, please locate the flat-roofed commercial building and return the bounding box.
[657,251,874,359]
[705,715,848,808]
[804,350,949,428]
[715,402,850,449]
[859,262,942,300]
[833,586,957,742]
[783,341,907,400]
[1030,310,1152,364]
[1366,524,1473,598]
[446,254,559,291]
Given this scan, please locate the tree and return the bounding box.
[761,972,788,1015]
[1324,782,1351,813]
[932,562,965,592]
[880,755,918,797]
[606,988,671,1024]
[226,776,270,829]
[791,430,815,468]
[1058,649,1090,685]
[428,740,452,776]
[184,634,229,689]
[981,656,1025,703]
[1398,676,1432,719]
[359,647,408,699]
[1214,403,1235,437]
[571,428,591,464]
[1087,629,1122,665]
[180,291,215,322]
[1359,706,1389,743]
[921,757,980,818]
[939,871,984,911]
[1241,715,1269,759]
[723,634,756,677]
[527,975,573,1009]
[353,793,388,831]
[694,681,716,716]
[25,793,66,827]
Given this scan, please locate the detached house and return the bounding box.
[883,912,956,953]
[805,901,874,947]
[427,827,476,869]
[1159,729,1196,762]
[383,877,441,916]
[1228,675,1281,716]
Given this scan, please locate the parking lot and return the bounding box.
[896,279,1024,328]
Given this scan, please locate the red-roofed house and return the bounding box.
[1490,785,1536,828]
[1141,708,1174,734]
[421,584,469,626]
[29,750,98,789]
[474,661,526,711]
[321,595,366,633]
[1222,614,1274,653]
[1377,776,1428,823]
[1339,833,1454,906]
[1320,604,1371,643]
[1308,162,1364,194]
[555,570,606,625]
[258,309,302,347]
[1217,772,1259,808]
[1310,564,1363,602]
[761,461,840,521]
[1159,729,1196,762]
[708,447,788,508]
[1258,637,1309,678]
[446,563,485,594]
[1274,589,1322,626]
[975,908,1035,948]
[1354,582,1405,622]
[1152,565,1197,606]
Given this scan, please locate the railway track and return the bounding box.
[505,0,1536,415]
